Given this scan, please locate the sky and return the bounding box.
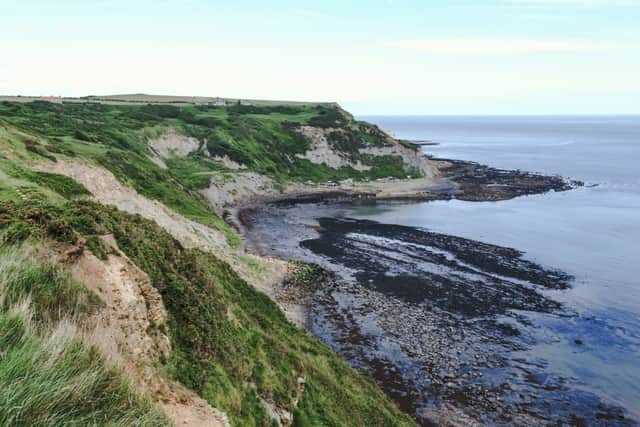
[1,0,640,114]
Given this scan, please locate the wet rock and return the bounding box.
[244,196,634,426]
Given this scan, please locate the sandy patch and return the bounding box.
[148,128,200,158]
[35,160,227,250]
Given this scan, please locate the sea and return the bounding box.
[352,115,640,419]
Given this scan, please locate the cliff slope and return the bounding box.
[0,98,436,426]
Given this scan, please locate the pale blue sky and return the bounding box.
[2,0,640,114]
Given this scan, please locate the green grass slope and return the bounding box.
[1,199,415,426]
[0,100,420,246]
[0,100,419,187]
[0,100,417,426]
[0,246,170,426]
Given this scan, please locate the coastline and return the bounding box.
[228,157,581,236]
[233,158,622,426]
[2,95,635,426]
[231,156,582,328]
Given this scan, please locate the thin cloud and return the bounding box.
[389,39,640,54]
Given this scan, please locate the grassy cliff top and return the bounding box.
[0,99,416,182]
[0,94,336,107]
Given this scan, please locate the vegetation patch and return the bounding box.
[307,105,351,128]
[164,155,229,191]
[0,245,101,323]
[0,199,415,427]
[290,155,413,183]
[0,246,169,426]
[6,166,90,199]
[0,100,418,187]
[96,149,240,247]
[22,137,57,162]
[0,309,170,427]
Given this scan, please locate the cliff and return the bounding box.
[0,98,435,426]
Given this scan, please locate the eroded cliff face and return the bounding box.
[359,144,437,178]
[49,237,230,427]
[148,128,201,159]
[0,100,420,427]
[190,122,438,209]
[34,159,288,302]
[200,171,276,211]
[295,126,372,171]
[295,125,437,179]
[36,160,226,247]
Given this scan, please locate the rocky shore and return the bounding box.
[239,160,633,426]
[235,156,582,212]
[432,158,583,201]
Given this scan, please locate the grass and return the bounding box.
[3,164,90,199]
[0,309,170,427]
[0,100,419,242]
[0,246,101,323]
[0,100,415,185]
[289,155,416,183]
[0,100,423,425]
[0,158,93,207]
[0,245,170,426]
[164,155,229,190]
[0,199,416,427]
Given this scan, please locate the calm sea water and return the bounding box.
[353,115,640,418]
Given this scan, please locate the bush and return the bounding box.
[23,138,56,162]
[1,164,90,200]
[227,104,303,115]
[308,106,349,128]
[31,171,90,199]
[73,129,94,142]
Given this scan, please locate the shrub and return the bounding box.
[23,138,56,162]
[73,129,93,142]
[308,106,349,128]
